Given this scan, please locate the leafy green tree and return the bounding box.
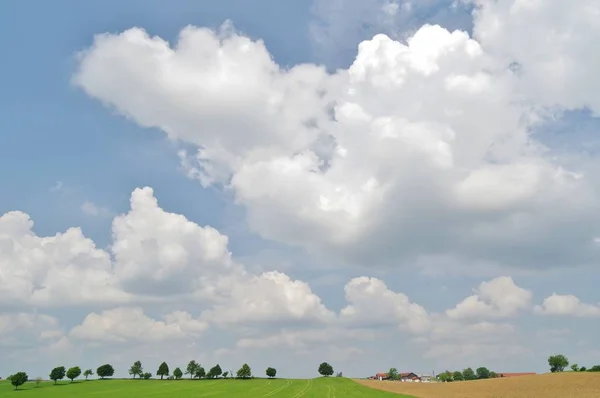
[173,367,183,379]
[462,367,476,381]
[490,371,498,378]
[266,367,277,378]
[66,366,81,382]
[453,371,464,381]
[236,363,252,379]
[476,367,490,379]
[438,371,453,382]
[186,360,199,379]
[10,372,28,390]
[97,364,115,379]
[83,369,93,380]
[387,368,399,380]
[129,360,143,379]
[589,365,600,372]
[207,364,222,379]
[222,371,229,378]
[157,362,170,380]
[318,362,334,377]
[580,367,587,372]
[49,366,66,384]
[143,372,152,380]
[571,364,580,372]
[195,366,206,379]
[548,354,569,372]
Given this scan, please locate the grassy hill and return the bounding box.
[356,372,600,398]
[0,377,414,397]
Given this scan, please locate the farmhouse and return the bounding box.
[400,372,421,382]
[373,372,423,382]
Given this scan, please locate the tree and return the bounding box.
[129,360,143,379]
[157,362,170,380]
[571,364,580,372]
[84,369,93,380]
[173,367,183,379]
[387,368,399,380]
[195,366,206,379]
[236,363,252,379]
[589,365,600,372]
[462,367,476,381]
[548,354,569,372]
[97,364,115,379]
[67,366,81,382]
[266,367,277,378]
[49,366,66,384]
[222,371,229,378]
[580,367,587,372]
[35,377,43,387]
[207,364,222,379]
[318,362,334,377]
[143,372,152,380]
[490,371,499,378]
[10,372,27,390]
[438,371,453,382]
[476,367,490,379]
[452,371,464,381]
[186,360,199,379]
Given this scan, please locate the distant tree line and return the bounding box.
[548,354,600,373]
[6,360,338,389]
[435,367,497,382]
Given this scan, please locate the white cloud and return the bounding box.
[81,201,112,218]
[70,307,208,343]
[49,181,63,193]
[446,276,532,319]
[0,211,130,306]
[534,293,600,317]
[470,0,600,114]
[203,271,335,326]
[0,186,337,329]
[308,0,471,65]
[72,19,599,273]
[340,277,429,332]
[110,187,240,297]
[0,313,66,349]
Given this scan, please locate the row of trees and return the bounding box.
[436,367,497,382]
[129,360,276,380]
[49,364,114,384]
[7,360,335,390]
[548,354,600,373]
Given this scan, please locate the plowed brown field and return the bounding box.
[356,372,600,398]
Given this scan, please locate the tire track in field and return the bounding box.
[263,379,292,396]
[291,379,313,398]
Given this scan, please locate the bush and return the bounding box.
[143,372,152,380]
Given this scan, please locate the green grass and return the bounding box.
[0,378,414,397]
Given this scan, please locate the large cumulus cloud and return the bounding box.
[73,10,600,270]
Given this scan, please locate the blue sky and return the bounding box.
[2,0,600,381]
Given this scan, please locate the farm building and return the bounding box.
[373,372,423,382]
[497,372,537,378]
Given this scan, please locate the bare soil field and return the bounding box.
[356,372,600,398]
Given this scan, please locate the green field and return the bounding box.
[0,378,412,397]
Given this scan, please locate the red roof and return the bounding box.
[498,372,536,377]
[375,373,388,378]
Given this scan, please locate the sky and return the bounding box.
[2,0,600,380]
